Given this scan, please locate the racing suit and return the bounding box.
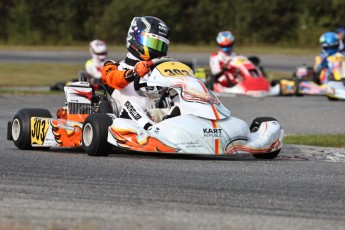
[85,58,104,83]
[102,53,156,129]
[209,50,237,88]
[313,52,345,84]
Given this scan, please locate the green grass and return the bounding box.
[0,44,319,56]
[0,89,63,95]
[0,63,83,86]
[285,134,345,148]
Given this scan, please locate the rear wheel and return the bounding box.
[294,79,304,97]
[82,113,113,156]
[11,108,52,150]
[250,117,280,159]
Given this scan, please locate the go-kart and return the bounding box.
[7,81,116,149]
[81,57,284,159]
[7,57,284,159]
[206,55,279,97]
[276,53,345,99]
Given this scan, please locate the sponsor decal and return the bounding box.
[124,101,142,120]
[31,118,49,145]
[51,120,82,147]
[158,22,168,35]
[72,89,92,101]
[203,128,223,137]
[175,140,203,149]
[154,127,160,134]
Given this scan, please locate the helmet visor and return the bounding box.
[322,43,339,50]
[94,51,107,56]
[137,32,169,53]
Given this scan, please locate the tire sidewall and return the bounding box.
[12,108,52,150]
[82,113,112,156]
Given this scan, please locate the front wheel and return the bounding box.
[250,117,281,159]
[11,108,52,150]
[82,113,113,156]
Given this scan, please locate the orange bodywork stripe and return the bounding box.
[211,105,221,120]
[211,120,221,155]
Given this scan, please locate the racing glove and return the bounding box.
[102,60,118,76]
[134,61,150,77]
[102,60,133,89]
[221,65,229,72]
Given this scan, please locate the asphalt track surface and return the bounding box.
[1,52,345,229]
[1,94,345,230]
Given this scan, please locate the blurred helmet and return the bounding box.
[336,27,345,36]
[217,31,235,53]
[126,16,170,61]
[89,39,107,62]
[319,32,340,55]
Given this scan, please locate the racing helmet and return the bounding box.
[126,16,170,61]
[89,39,108,62]
[217,31,235,53]
[319,32,340,56]
[336,27,345,37]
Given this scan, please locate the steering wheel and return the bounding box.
[91,83,109,104]
[133,57,177,92]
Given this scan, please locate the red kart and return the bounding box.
[208,56,279,97]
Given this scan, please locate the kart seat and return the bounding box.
[163,106,180,120]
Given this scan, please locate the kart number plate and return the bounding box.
[156,62,193,77]
[31,117,49,145]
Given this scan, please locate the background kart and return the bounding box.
[205,56,279,97]
[275,54,345,99]
[82,58,284,159]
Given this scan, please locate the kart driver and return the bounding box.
[101,16,174,129]
[313,31,343,84]
[84,39,108,84]
[209,31,238,89]
[336,27,345,54]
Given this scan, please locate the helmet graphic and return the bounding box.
[217,31,235,53]
[126,16,170,60]
[90,39,108,62]
[319,32,340,56]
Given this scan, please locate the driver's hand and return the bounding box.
[221,65,229,72]
[134,61,150,77]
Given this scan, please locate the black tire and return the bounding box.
[270,80,282,96]
[294,79,304,97]
[11,108,52,150]
[327,96,339,101]
[82,113,113,156]
[50,81,66,91]
[205,74,215,90]
[253,150,280,159]
[249,117,280,159]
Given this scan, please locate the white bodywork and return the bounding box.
[326,81,345,100]
[107,61,284,155]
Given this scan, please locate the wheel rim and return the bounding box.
[83,123,93,147]
[12,119,21,141]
